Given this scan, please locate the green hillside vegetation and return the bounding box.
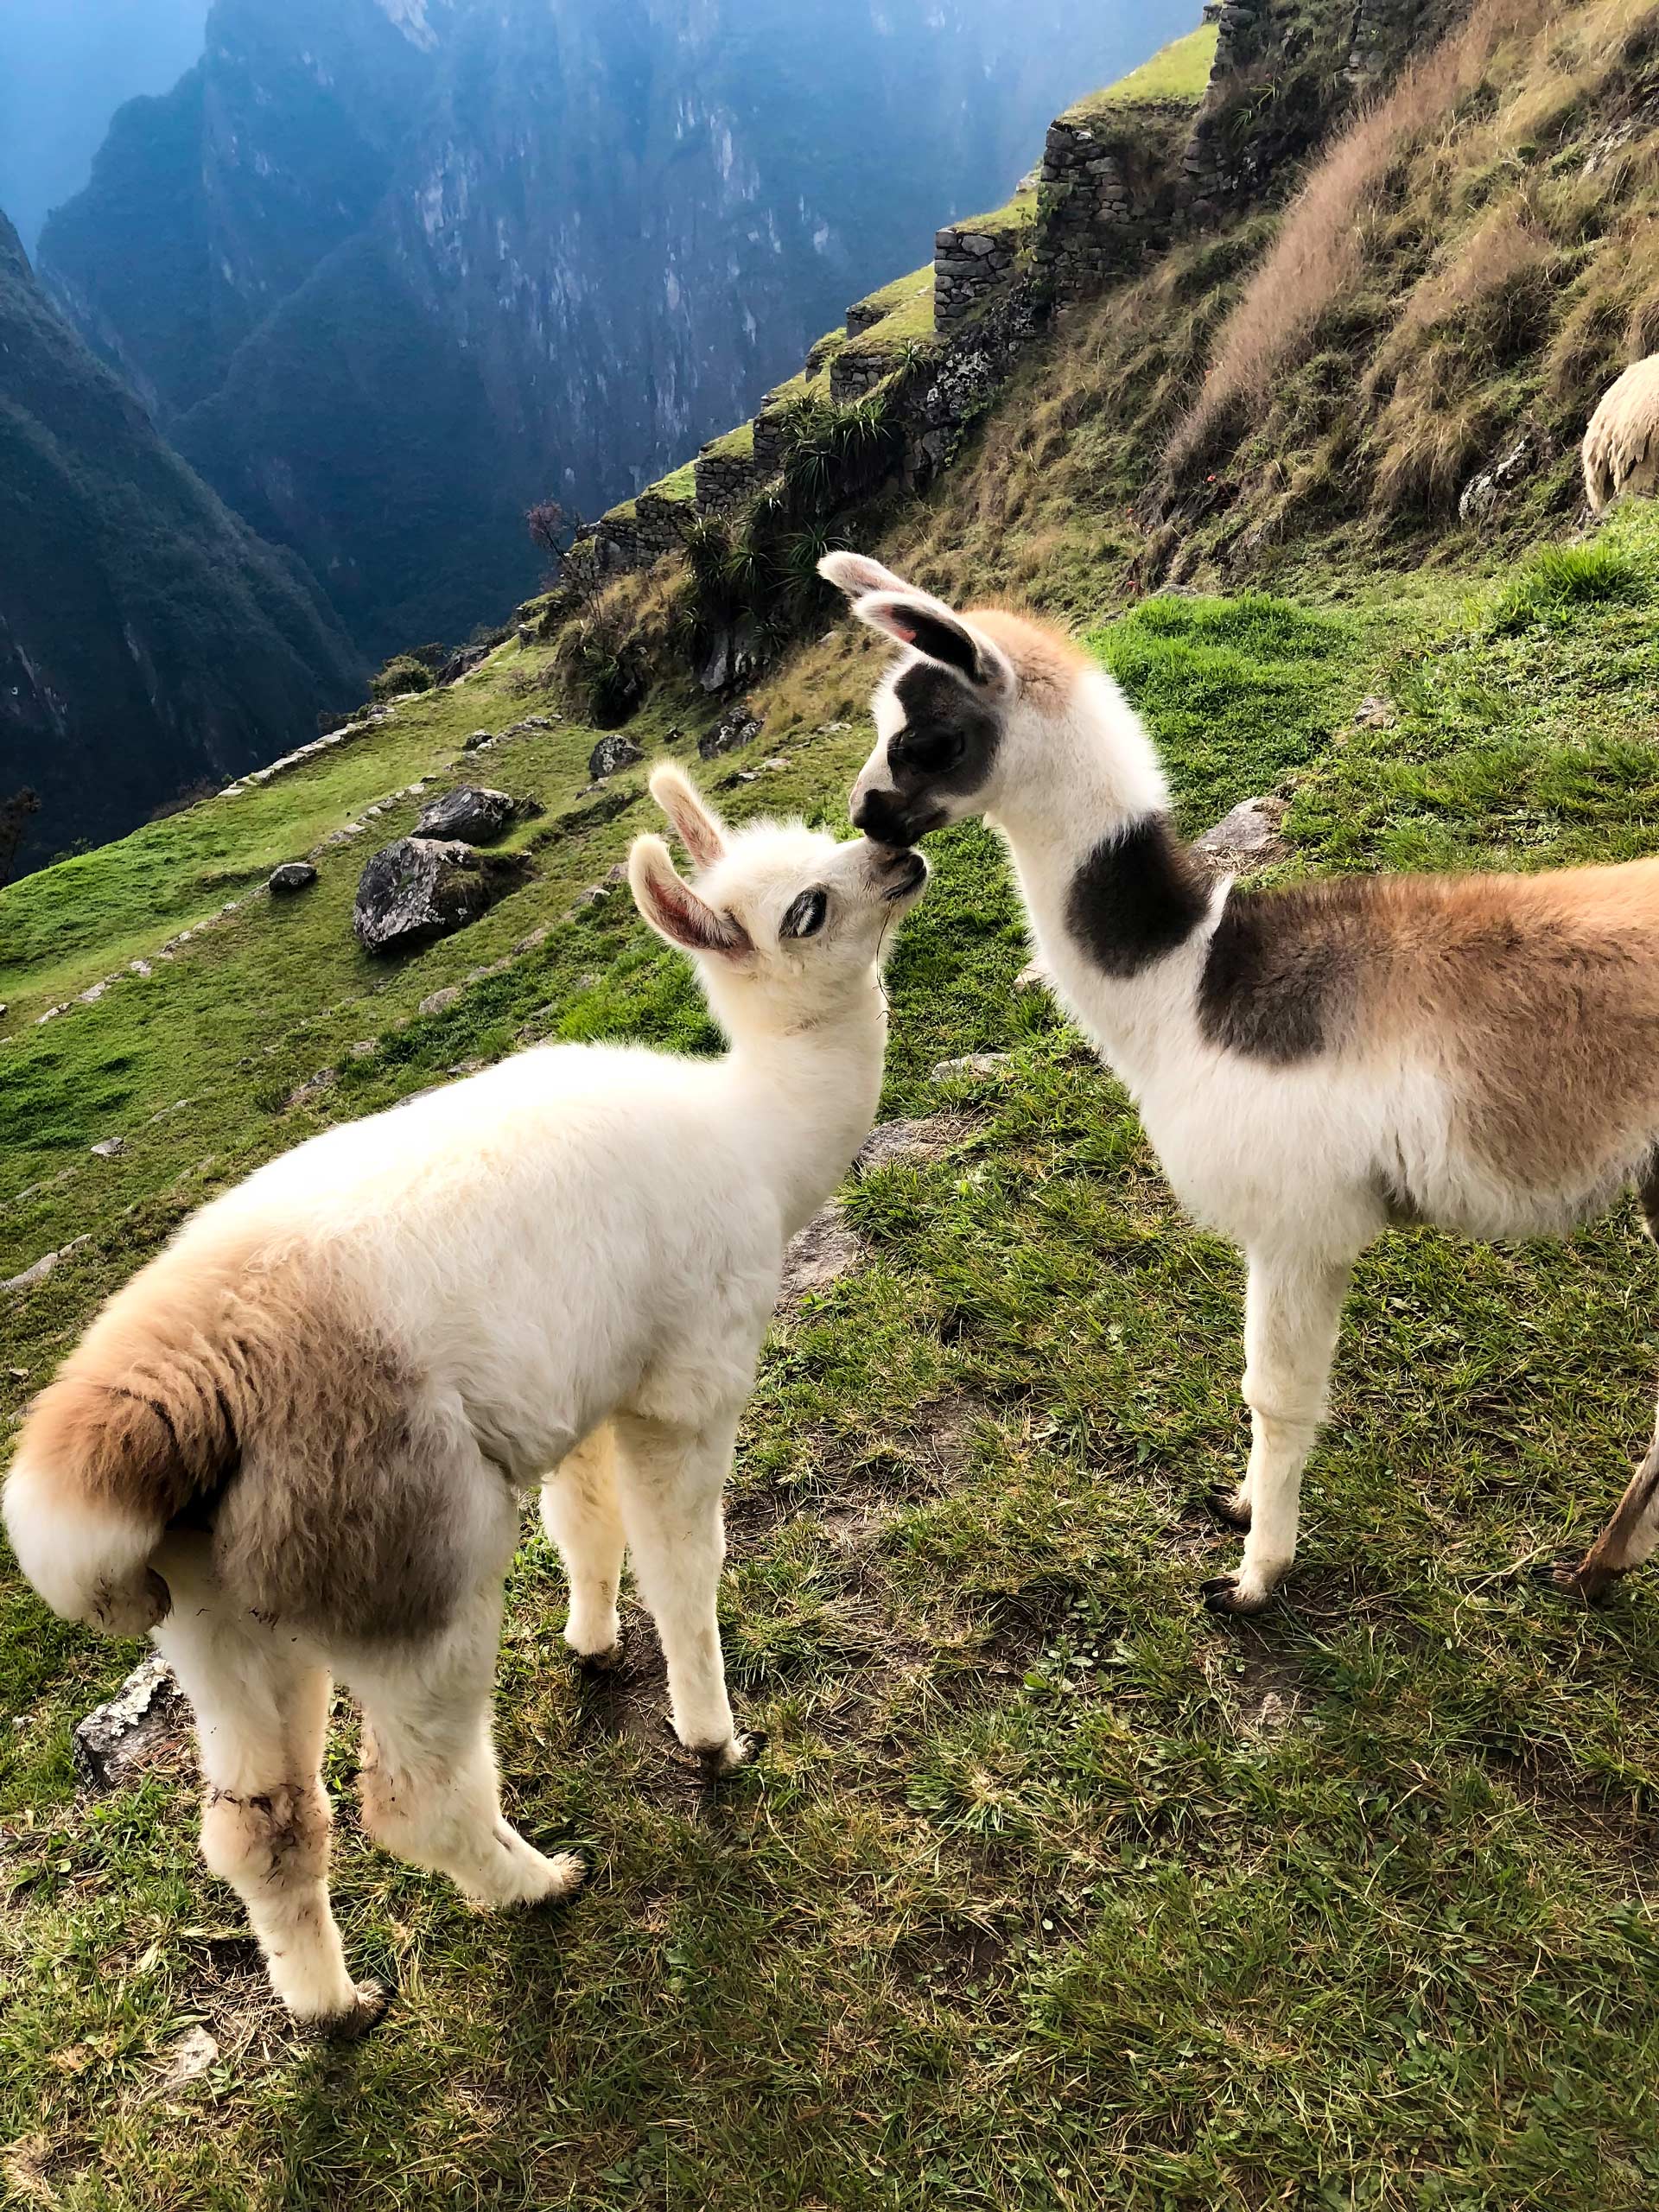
[12,0,1659,2201]
[10,484,1659,2201]
[1076,19,1219,111]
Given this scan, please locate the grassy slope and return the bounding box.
[7,492,1659,2204]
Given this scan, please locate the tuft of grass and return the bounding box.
[1070,22,1219,113]
[1487,537,1649,632]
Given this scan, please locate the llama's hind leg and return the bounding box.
[152,1574,381,2031]
[1537,1400,1659,1606]
[542,1424,626,1666]
[346,1581,587,1910]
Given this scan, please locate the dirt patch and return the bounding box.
[569,1614,747,1815]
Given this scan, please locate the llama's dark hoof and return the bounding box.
[1200,1573,1271,1618]
[570,1637,625,1675]
[1529,1560,1618,1608]
[315,1977,395,2041]
[1203,1487,1252,1533]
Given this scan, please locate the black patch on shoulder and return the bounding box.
[1065,817,1211,977]
[1198,880,1370,1062]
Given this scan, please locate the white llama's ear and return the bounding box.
[649,762,727,870]
[629,835,750,957]
[817,550,912,601]
[851,590,1013,693]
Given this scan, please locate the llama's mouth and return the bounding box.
[853,787,946,849]
[881,851,929,900]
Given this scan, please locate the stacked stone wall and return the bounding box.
[1034,121,1138,302]
[694,442,759,512]
[933,221,1027,327]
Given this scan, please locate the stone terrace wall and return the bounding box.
[694,442,759,513]
[1034,121,1139,302]
[933,219,1027,328]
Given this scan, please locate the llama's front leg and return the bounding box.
[542,1425,626,1666]
[1203,1251,1351,1617]
[1537,1399,1659,1605]
[612,1408,761,1771]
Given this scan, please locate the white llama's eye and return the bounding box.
[781,888,829,940]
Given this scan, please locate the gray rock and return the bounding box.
[931,1051,1013,1084]
[2,1235,93,1294]
[588,734,645,780]
[353,837,530,956]
[464,728,495,750]
[1192,796,1288,870]
[1014,960,1049,995]
[413,786,519,844]
[148,2025,219,2099]
[1459,430,1539,524]
[268,861,318,895]
[73,1656,189,1790]
[418,985,463,1017]
[778,1201,862,1304]
[1355,695,1397,728]
[854,1116,964,1173]
[699,708,765,760]
[90,1135,125,1159]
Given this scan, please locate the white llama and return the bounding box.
[823,549,1659,1619]
[3,766,927,2030]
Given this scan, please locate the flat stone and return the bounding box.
[1014,960,1050,995]
[413,786,519,845]
[2,1236,93,1293]
[147,2025,219,2099]
[464,729,495,749]
[1355,695,1397,728]
[777,1201,862,1305]
[854,1116,965,1172]
[931,1051,1012,1084]
[1192,796,1288,869]
[73,1656,189,1790]
[268,862,317,894]
[90,1135,125,1158]
[418,985,463,1017]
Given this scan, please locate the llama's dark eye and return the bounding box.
[781,888,829,940]
[899,727,966,776]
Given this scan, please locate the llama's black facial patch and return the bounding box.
[1065,817,1211,978]
[853,664,1003,846]
[1198,880,1370,1061]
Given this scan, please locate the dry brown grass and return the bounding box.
[1168,0,1561,474]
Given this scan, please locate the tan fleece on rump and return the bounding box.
[1357,857,1659,1184]
[21,1237,473,1644]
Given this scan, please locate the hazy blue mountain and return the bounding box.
[39,0,1195,654]
[0,211,362,875]
[0,0,209,253]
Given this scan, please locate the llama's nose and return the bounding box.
[852,785,913,848]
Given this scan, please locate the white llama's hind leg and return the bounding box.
[346,1580,587,1910]
[152,1553,379,2031]
[542,1425,626,1664]
[613,1408,760,1771]
[1203,1251,1352,1617]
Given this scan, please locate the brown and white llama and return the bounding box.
[823,548,1659,1618]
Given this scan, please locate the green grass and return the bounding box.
[700,420,755,464]
[642,460,698,505]
[9,510,1659,2206]
[849,264,935,327]
[947,190,1038,242]
[1070,22,1219,117]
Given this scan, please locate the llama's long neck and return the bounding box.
[721,979,889,1238]
[988,678,1217,1084]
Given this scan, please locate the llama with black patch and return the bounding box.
[823,549,1659,1618]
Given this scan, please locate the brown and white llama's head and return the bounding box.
[629,763,928,1038]
[820,552,1167,846]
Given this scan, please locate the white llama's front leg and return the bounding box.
[542,1424,626,1664]
[612,1408,760,1771]
[1203,1250,1352,1616]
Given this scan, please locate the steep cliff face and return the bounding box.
[38,0,1194,656]
[0,212,361,874]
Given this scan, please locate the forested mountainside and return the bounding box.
[0,213,360,877]
[36,0,1192,658]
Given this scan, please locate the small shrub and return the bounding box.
[370,652,435,701]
